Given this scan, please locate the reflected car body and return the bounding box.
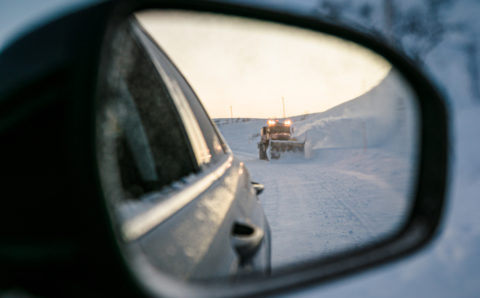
[96,18,271,280]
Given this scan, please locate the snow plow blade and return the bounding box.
[269,140,305,159]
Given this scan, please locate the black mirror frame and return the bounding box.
[95,1,449,297]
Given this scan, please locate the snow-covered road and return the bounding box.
[243,149,408,267]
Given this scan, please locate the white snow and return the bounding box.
[215,69,420,269]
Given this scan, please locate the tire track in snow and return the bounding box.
[245,159,405,269]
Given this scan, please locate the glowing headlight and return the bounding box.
[284,119,292,126]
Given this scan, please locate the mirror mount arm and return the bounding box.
[251,182,265,196]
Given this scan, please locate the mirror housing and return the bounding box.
[100,3,449,297]
[96,3,448,296]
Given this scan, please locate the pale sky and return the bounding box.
[136,10,391,119]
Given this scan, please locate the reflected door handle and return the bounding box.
[231,221,264,266]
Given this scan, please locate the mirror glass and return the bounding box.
[97,9,420,282]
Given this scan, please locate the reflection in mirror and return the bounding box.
[98,10,420,280]
[137,10,420,271]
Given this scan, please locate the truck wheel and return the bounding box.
[259,144,268,160]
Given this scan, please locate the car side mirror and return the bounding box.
[94,5,448,295]
[251,182,265,196]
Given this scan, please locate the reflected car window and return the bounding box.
[98,20,198,200]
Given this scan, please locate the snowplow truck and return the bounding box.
[258,119,305,160]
